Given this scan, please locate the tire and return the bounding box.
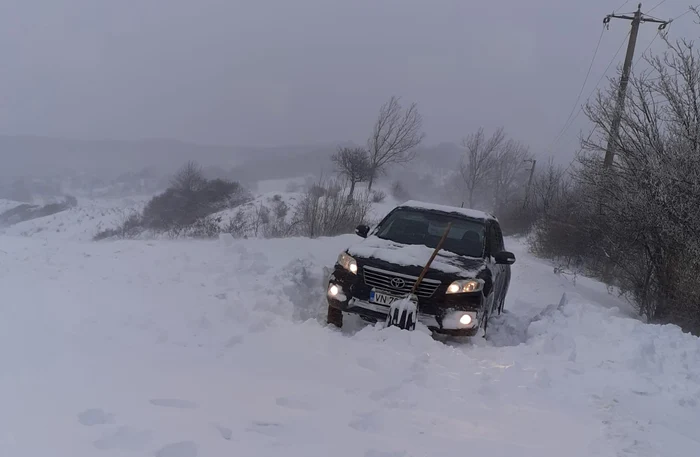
[497,294,505,315]
[327,304,343,328]
[481,303,490,338]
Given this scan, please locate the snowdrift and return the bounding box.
[1,232,699,456]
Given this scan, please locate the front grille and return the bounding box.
[363,266,441,298]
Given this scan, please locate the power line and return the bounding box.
[671,6,696,21]
[646,0,668,14]
[631,4,698,77]
[547,30,631,155]
[632,30,661,70]
[615,0,631,13]
[548,26,606,150]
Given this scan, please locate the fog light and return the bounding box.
[329,284,339,297]
[459,314,472,326]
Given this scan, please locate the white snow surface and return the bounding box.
[398,200,495,221]
[211,191,302,229]
[347,235,484,277]
[1,233,700,457]
[0,196,149,242]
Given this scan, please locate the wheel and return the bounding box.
[327,304,343,328]
[481,303,491,338]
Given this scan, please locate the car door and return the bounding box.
[493,221,511,299]
[485,221,504,313]
[493,221,510,300]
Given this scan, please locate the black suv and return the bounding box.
[325,201,515,336]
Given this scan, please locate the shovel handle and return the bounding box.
[411,222,452,294]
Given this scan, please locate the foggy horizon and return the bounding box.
[3,0,697,166]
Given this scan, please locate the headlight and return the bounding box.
[446,279,484,294]
[337,252,358,274]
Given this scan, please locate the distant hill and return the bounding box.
[0,135,465,201]
[0,135,255,179]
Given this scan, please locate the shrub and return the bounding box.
[93,161,251,240]
[292,178,371,238]
[139,162,251,234]
[93,213,143,241]
[390,180,410,201]
[371,190,386,203]
[182,215,223,239]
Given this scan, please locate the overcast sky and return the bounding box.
[0,0,697,162]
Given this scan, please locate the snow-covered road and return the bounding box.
[1,234,699,457]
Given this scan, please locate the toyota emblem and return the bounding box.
[390,277,406,289]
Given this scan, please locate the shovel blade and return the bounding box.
[387,294,418,330]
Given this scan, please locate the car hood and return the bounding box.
[346,236,485,278]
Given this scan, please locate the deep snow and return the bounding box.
[1,232,699,457]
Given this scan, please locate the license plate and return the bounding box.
[370,290,402,305]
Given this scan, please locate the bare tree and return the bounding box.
[331,146,371,201]
[366,96,425,190]
[527,29,700,334]
[492,138,532,211]
[293,177,372,238]
[459,127,505,207]
[170,161,206,193]
[531,157,569,217]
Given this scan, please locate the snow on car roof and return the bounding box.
[397,200,496,221]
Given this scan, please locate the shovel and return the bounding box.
[387,222,453,330]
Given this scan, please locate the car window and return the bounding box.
[375,208,485,257]
[493,222,504,252]
[487,222,500,257]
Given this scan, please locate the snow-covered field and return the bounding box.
[0,196,151,242]
[1,229,699,457]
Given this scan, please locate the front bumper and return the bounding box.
[326,264,486,336]
[327,293,481,337]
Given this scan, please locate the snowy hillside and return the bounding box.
[0,196,150,242]
[1,232,698,457]
[0,198,22,213]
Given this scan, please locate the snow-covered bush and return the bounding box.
[390,180,410,201]
[291,178,372,238]
[94,161,251,240]
[370,189,386,203]
[93,212,143,240]
[221,194,296,239]
[141,175,249,233]
[529,34,700,334]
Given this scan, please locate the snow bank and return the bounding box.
[0,234,698,457]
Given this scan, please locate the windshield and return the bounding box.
[375,208,485,257]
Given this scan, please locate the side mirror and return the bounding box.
[494,251,516,265]
[355,224,370,238]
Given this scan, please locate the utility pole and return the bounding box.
[523,159,536,209]
[602,3,669,168]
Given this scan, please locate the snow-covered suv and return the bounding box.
[325,201,515,336]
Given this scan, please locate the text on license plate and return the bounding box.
[370,290,403,305]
